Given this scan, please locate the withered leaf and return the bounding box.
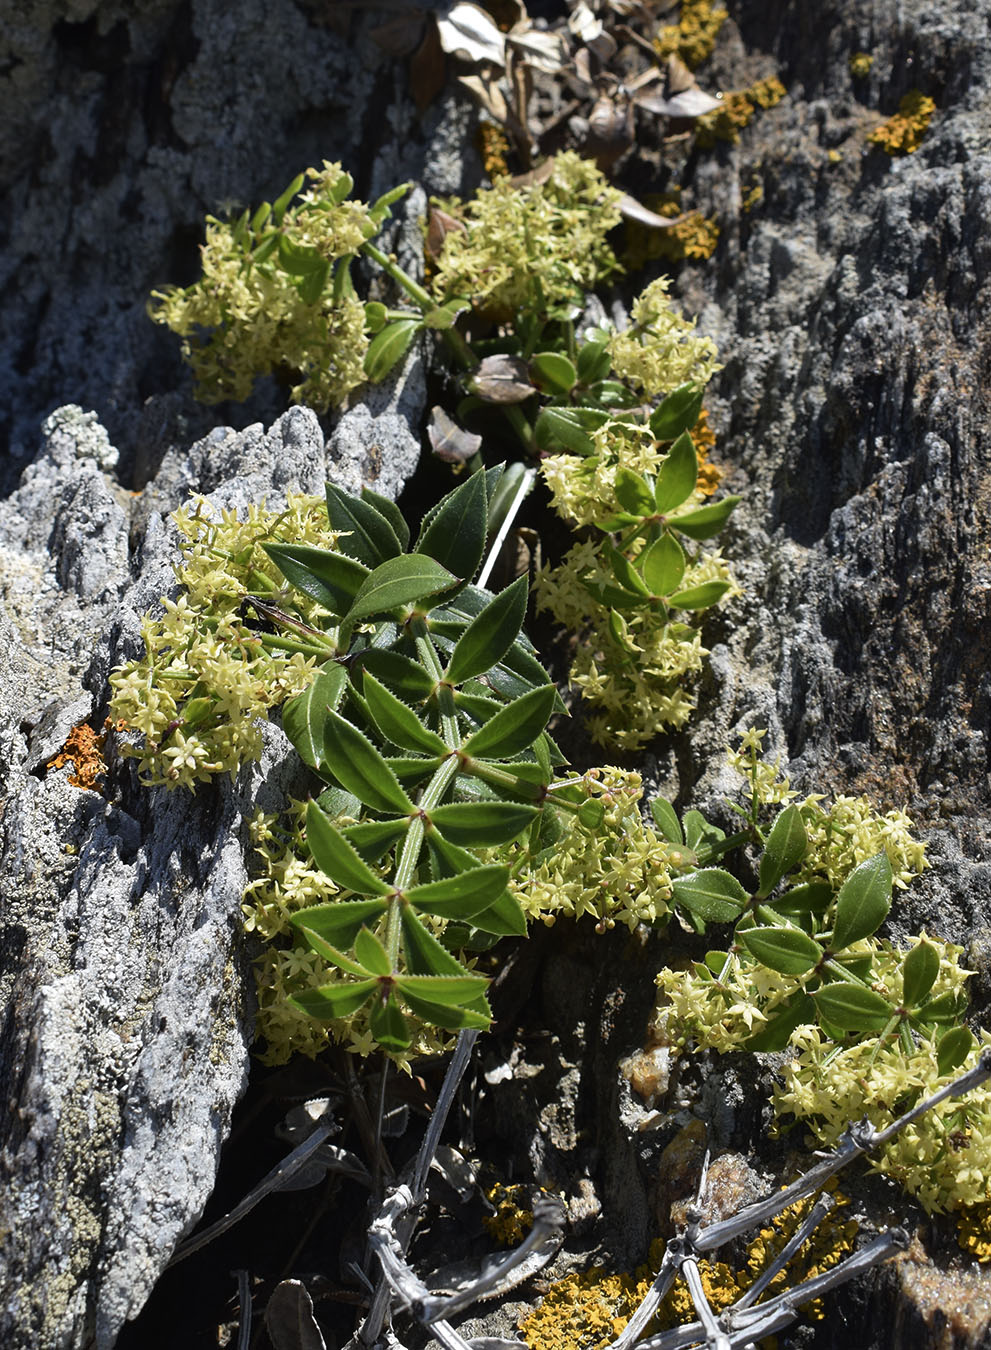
[506,27,570,75]
[265,1280,327,1350]
[426,206,467,260]
[633,54,722,118]
[469,354,537,403]
[457,69,510,124]
[585,93,635,170]
[410,16,446,113]
[617,193,686,228]
[370,12,427,59]
[428,406,483,464]
[436,1,506,65]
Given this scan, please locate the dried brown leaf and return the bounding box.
[470,355,536,404]
[427,406,483,464]
[426,206,467,260]
[370,12,427,58]
[457,70,510,124]
[265,1281,327,1350]
[436,1,506,65]
[617,192,686,227]
[506,27,570,75]
[410,18,446,112]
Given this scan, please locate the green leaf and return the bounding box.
[341,818,409,862]
[263,543,369,615]
[354,926,392,976]
[604,542,651,597]
[937,1026,975,1076]
[291,979,378,1021]
[370,994,411,1051]
[464,888,528,937]
[321,707,415,814]
[361,486,410,550]
[359,649,434,701]
[399,990,492,1031]
[653,432,699,514]
[325,480,403,568]
[918,991,968,1025]
[614,468,655,517]
[290,899,389,952]
[277,234,326,275]
[771,881,833,916]
[667,581,732,610]
[901,939,941,1009]
[385,755,445,788]
[682,810,726,857]
[283,665,348,769]
[650,385,704,442]
[444,576,529,685]
[650,797,684,845]
[405,865,510,921]
[460,684,557,760]
[668,496,741,540]
[672,869,748,924]
[757,805,808,898]
[530,351,577,395]
[576,333,612,384]
[811,982,894,1032]
[363,673,449,755]
[640,533,686,597]
[396,973,489,1007]
[298,261,330,306]
[364,300,388,333]
[416,470,489,585]
[305,800,391,896]
[533,406,609,456]
[400,906,473,976]
[831,853,893,951]
[740,926,823,975]
[363,318,421,383]
[345,555,458,626]
[251,201,272,233]
[578,798,605,828]
[428,801,537,846]
[368,180,409,223]
[744,993,816,1051]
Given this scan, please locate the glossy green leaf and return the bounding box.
[385,756,445,788]
[322,707,415,814]
[682,810,726,857]
[293,928,369,977]
[428,800,537,846]
[444,576,529,686]
[396,973,489,1007]
[579,574,647,612]
[361,486,410,550]
[354,926,392,977]
[576,332,612,384]
[811,982,894,1032]
[901,939,941,1009]
[283,665,348,769]
[667,580,732,611]
[604,542,651,597]
[272,172,305,223]
[305,800,391,896]
[757,805,808,898]
[400,906,473,977]
[404,864,510,921]
[831,853,893,951]
[345,555,458,626]
[918,991,968,1025]
[640,533,686,597]
[653,432,699,514]
[359,648,433,701]
[650,797,684,845]
[614,468,655,517]
[586,379,640,409]
[368,180,409,223]
[744,993,816,1051]
[291,978,378,1021]
[416,469,488,584]
[290,899,389,953]
[740,925,823,975]
[277,234,326,275]
[533,405,610,456]
[460,684,557,760]
[672,869,748,924]
[578,798,606,828]
[325,480,403,568]
[771,881,833,916]
[400,990,491,1030]
[464,888,528,937]
[298,262,330,306]
[363,673,449,755]
[370,993,411,1051]
[650,384,704,442]
[341,818,409,862]
[364,300,388,333]
[668,496,741,540]
[530,351,577,395]
[263,542,369,615]
[937,1026,975,1076]
[363,318,421,383]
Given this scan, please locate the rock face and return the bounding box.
[2,1,991,1348]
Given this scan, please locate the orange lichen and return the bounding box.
[695,76,786,147]
[957,1203,991,1262]
[654,0,728,69]
[483,1182,535,1246]
[623,195,719,269]
[47,720,113,792]
[867,90,935,155]
[477,121,511,180]
[692,410,721,496]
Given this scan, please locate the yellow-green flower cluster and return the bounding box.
[541,420,674,529]
[607,277,720,400]
[430,151,623,319]
[149,161,371,410]
[507,768,679,930]
[109,493,340,788]
[774,1028,991,1213]
[727,726,800,807]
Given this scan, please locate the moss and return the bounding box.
[654,0,728,69]
[867,90,936,155]
[695,76,786,148]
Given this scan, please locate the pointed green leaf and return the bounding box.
[416,470,488,584]
[757,805,808,898]
[614,468,654,517]
[363,673,449,754]
[668,496,741,540]
[263,542,369,615]
[322,708,415,814]
[361,486,410,550]
[364,300,388,333]
[444,576,529,686]
[650,384,704,442]
[640,533,686,597]
[385,756,445,788]
[667,581,732,610]
[426,830,482,880]
[771,881,833,916]
[400,990,492,1031]
[460,684,557,760]
[325,480,403,567]
[305,800,391,895]
[682,810,726,856]
[298,261,330,305]
[744,993,816,1051]
[576,333,612,384]
[277,234,326,275]
[359,648,434,701]
[901,939,941,1009]
[363,318,421,383]
[471,759,549,803]
[290,899,389,953]
[341,818,409,863]
[370,993,411,1051]
[530,351,577,395]
[463,888,528,937]
[811,982,894,1032]
[283,665,349,769]
[396,974,489,1007]
[937,1026,975,1076]
[272,172,305,222]
[291,978,378,1021]
[650,797,684,845]
[293,928,370,976]
[654,432,699,514]
[918,991,968,1025]
[672,869,748,924]
[533,405,609,456]
[405,864,510,921]
[400,906,473,976]
[354,926,392,976]
[831,853,893,951]
[740,926,823,975]
[428,801,537,846]
[345,554,458,626]
[604,542,651,597]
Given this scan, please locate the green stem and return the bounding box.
[361,241,435,310]
[384,755,460,966]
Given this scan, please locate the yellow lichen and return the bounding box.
[957,1204,991,1262]
[849,51,874,78]
[695,76,786,147]
[623,194,719,269]
[654,0,728,69]
[483,1183,534,1246]
[47,720,113,792]
[692,410,721,496]
[477,120,511,180]
[867,90,936,155]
